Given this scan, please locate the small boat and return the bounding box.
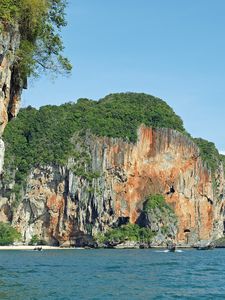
[196,244,214,250]
[167,243,176,252]
[33,246,43,251]
[195,241,215,250]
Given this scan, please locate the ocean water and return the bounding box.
[1,249,225,300]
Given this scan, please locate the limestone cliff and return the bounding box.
[1,126,224,246]
[0,24,23,172]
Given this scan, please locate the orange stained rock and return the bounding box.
[102,126,220,243]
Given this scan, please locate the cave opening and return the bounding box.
[184,229,190,233]
[166,185,175,195]
[2,83,6,95]
[0,54,3,65]
[116,216,130,227]
[207,198,213,205]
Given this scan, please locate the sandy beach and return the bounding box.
[0,245,82,250]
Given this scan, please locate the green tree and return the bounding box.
[0,222,21,245]
[0,0,72,79]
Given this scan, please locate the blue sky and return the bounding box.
[22,0,225,151]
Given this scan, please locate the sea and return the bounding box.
[0,248,225,300]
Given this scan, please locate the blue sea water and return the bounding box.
[0,248,225,300]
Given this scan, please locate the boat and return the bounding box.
[196,241,215,250]
[196,244,214,250]
[167,243,176,252]
[33,246,43,251]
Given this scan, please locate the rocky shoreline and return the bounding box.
[1,239,225,250]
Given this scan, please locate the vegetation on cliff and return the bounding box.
[193,138,225,174]
[28,235,47,246]
[0,0,71,79]
[3,93,186,193]
[138,194,177,239]
[0,222,21,245]
[95,223,155,245]
[2,92,224,202]
[143,194,173,212]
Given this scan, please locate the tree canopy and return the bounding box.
[0,0,72,79]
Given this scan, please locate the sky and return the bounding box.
[22,0,225,152]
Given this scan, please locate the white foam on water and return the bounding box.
[155,249,183,253]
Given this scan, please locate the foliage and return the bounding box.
[0,0,72,79]
[219,154,225,172]
[90,93,186,140]
[95,223,155,244]
[28,235,39,245]
[214,237,225,247]
[0,222,21,245]
[193,138,224,173]
[143,194,173,212]
[28,235,47,245]
[0,0,19,23]
[2,93,186,195]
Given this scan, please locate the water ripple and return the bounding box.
[0,249,225,299]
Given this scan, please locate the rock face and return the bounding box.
[0,23,23,173]
[137,203,178,246]
[1,126,224,246]
[0,24,23,133]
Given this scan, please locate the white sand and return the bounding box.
[0,245,83,250]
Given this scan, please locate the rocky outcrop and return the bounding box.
[137,203,178,246]
[0,126,225,246]
[0,23,23,133]
[0,23,24,173]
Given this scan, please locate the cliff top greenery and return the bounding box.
[3,92,185,185]
[0,0,72,79]
[2,92,224,189]
[193,138,224,174]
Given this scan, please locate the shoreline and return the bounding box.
[0,245,201,250]
[0,245,84,250]
[0,243,222,250]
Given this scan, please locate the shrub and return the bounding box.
[194,138,224,174]
[29,235,47,245]
[143,194,172,212]
[0,222,21,245]
[96,223,155,244]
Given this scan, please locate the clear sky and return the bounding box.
[22,0,225,151]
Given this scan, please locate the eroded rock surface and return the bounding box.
[0,24,23,134]
[0,24,24,173]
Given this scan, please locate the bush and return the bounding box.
[143,194,172,212]
[96,223,155,244]
[0,222,21,245]
[29,235,47,245]
[194,138,224,173]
